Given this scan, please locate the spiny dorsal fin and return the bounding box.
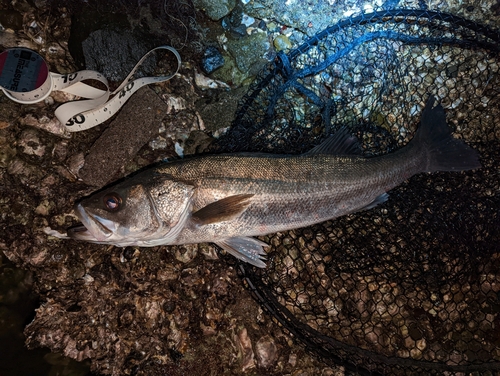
[192,194,254,225]
[305,128,362,156]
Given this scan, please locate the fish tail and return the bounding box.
[415,96,481,172]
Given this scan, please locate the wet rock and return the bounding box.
[210,53,246,86]
[273,34,292,52]
[65,151,85,180]
[241,13,256,27]
[194,71,230,90]
[221,4,247,36]
[183,130,213,155]
[195,86,246,133]
[78,87,168,187]
[192,0,236,21]
[257,19,268,30]
[19,114,71,139]
[174,245,198,264]
[68,6,133,69]
[236,327,255,371]
[226,30,270,76]
[18,129,46,158]
[51,140,69,163]
[39,174,61,197]
[7,158,36,179]
[49,90,79,104]
[199,243,219,261]
[164,95,188,114]
[208,269,231,296]
[0,136,16,168]
[148,136,169,151]
[200,46,225,74]
[180,267,204,288]
[81,29,157,82]
[163,300,176,314]
[35,199,54,216]
[194,72,229,89]
[161,109,203,158]
[255,335,278,368]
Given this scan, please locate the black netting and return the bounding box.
[213,8,500,376]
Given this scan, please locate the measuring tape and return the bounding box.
[0,46,181,132]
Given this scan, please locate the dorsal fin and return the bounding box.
[305,128,362,156]
[192,194,254,225]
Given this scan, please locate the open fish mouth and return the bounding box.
[67,203,114,242]
[67,222,100,241]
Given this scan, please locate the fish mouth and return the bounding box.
[67,223,96,241]
[68,203,114,242]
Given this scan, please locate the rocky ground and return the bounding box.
[1,0,499,375]
[0,1,342,375]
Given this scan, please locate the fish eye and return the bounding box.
[103,193,122,211]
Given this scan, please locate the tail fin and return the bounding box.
[415,96,481,172]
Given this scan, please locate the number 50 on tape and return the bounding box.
[0,46,181,132]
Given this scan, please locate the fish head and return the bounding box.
[68,173,194,246]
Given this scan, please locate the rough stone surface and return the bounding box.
[192,0,236,21]
[200,46,225,74]
[226,31,270,75]
[194,86,246,133]
[82,29,156,82]
[78,87,167,187]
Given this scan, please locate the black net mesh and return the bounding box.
[212,8,500,376]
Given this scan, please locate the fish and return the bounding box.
[67,96,481,267]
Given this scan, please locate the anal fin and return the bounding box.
[359,193,389,211]
[215,237,268,268]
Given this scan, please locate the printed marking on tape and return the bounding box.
[0,46,181,132]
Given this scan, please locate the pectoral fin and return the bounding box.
[192,194,254,225]
[215,237,268,268]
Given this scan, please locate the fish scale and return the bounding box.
[170,159,390,244]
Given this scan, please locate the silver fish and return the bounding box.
[68,96,481,267]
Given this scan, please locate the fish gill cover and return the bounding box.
[213,8,500,376]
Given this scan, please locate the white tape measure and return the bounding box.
[0,46,181,132]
